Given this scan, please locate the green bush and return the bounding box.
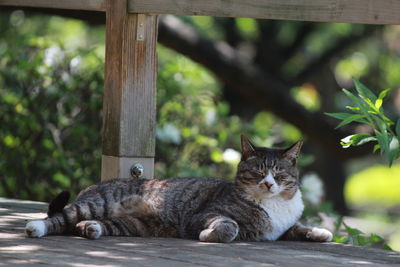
[0,12,302,201]
[0,12,104,201]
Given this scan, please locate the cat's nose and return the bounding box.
[265,182,273,189]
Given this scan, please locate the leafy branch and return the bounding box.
[326,79,400,166]
[332,217,393,251]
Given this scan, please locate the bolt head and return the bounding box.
[130,163,144,178]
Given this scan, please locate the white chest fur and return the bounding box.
[260,190,304,241]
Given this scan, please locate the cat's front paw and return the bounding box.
[306,227,332,242]
[76,220,103,240]
[25,220,47,238]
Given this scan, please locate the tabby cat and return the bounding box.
[25,135,332,243]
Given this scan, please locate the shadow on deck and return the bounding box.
[1,197,399,266]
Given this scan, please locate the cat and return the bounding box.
[25,134,332,243]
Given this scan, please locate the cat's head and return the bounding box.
[235,134,302,201]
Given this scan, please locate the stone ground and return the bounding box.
[1,197,399,266]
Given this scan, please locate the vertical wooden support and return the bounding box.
[101,0,158,180]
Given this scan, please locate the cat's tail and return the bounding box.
[47,191,70,217]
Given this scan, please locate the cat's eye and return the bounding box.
[249,170,265,177]
[275,174,286,180]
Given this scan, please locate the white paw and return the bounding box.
[199,229,214,242]
[25,221,47,238]
[307,227,333,242]
[85,221,102,240]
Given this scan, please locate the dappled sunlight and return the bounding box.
[69,264,115,267]
[335,52,369,85]
[1,197,399,266]
[9,212,46,218]
[348,261,373,265]
[0,244,43,252]
[291,83,321,111]
[85,251,130,260]
[116,242,140,247]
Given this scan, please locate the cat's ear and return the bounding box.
[240,134,255,160]
[282,141,303,165]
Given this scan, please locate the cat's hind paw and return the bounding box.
[306,227,333,242]
[25,220,47,238]
[76,220,103,240]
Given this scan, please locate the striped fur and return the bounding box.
[25,135,332,243]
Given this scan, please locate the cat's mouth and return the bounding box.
[259,182,281,195]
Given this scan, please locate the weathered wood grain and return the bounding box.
[128,0,400,25]
[1,198,400,267]
[0,0,105,11]
[101,0,158,180]
[2,0,400,25]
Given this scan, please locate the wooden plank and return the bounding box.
[0,0,106,11]
[128,0,400,25]
[101,0,158,180]
[1,198,400,266]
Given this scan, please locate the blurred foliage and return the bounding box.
[0,12,105,201]
[345,165,400,207]
[0,11,303,201]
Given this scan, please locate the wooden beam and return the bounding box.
[128,0,400,25]
[0,0,106,11]
[2,0,400,25]
[101,0,158,180]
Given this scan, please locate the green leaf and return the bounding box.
[341,135,355,148]
[378,88,391,102]
[383,244,394,251]
[382,116,394,126]
[372,116,387,132]
[346,106,361,112]
[343,222,364,236]
[325,112,355,120]
[334,216,343,234]
[375,99,383,110]
[333,235,348,243]
[353,79,377,102]
[373,144,380,153]
[370,233,384,243]
[343,88,364,107]
[351,134,377,146]
[375,130,389,155]
[335,114,366,129]
[340,134,376,148]
[359,94,376,110]
[357,235,367,246]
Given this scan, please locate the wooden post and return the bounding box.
[101,0,158,180]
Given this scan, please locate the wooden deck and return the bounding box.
[1,198,399,266]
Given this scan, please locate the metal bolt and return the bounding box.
[130,163,144,178]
